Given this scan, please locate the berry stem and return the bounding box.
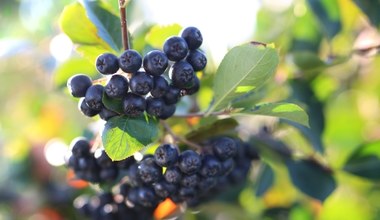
[119,0,130,50]
[160,120,203,150]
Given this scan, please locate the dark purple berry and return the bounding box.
[138,157,163,184]
[186,49,207,71]
[153,180,178,198]
[178,150,202,175]
[96,53,119,75]
[154,144,179,167]
[105,74,129,99]
[178,187,196,198]
[164,166,182,184]
[181,27,203,50]
[78,98,100,117]
[95,149,113,168]
[85,84,104,111]
[122,93,146,117]
[70,138,91,157]
[146,97,166,118]
[99,107,119,121]
[67,74,92,98]
[99,167,118,182]
[158,104,176,120]
[212,137,237,161]
[151,76,169,98]
[137,187,158,207]
[163,86,180,105]
[181,174,199,187]
[163,36,189,61]
[199,155,222,177]
[128,163,143,187]
[143,50,168,76]
[220,158,235,176]
[170,60,195,89]
[119,49,142,73]
[182,76,200,96]
[129,71,153,95]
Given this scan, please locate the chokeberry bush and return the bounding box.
[44,0,380,219]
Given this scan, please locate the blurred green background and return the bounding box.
[1,0,380,219]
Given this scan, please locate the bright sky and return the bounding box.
[137,0,261,63]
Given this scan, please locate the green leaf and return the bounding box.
[237,102,309,127]
[102,93,124,114]
[59,2,117,63]
[286,159,336,201]
[102,116,159,161]
[186,118,239,143]
[307,0,342,39]
[79,0,122,52]
[208,43,279,113]
[353,0,380,27]
[292,51,326,72]
[255,163,275,197]
[54,57,97,88]
[343,142,380,180]
[145,24,182,49]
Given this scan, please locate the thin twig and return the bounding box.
[172,110,231,118]
[160,120,203,151]
[119,0,129,50]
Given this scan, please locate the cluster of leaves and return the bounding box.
[56,0,380,218]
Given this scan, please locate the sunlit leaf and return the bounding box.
[54,57,97,88]
[102,116,159,161]
[186,118,239,142]
[237,102,309,127]
[145,24,182,49]
[208,43,279,113]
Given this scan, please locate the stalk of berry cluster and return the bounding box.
[119,0,130,50]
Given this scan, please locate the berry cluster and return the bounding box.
[68,136,259,220]
[67,27,206,121]
[67,138,135,183]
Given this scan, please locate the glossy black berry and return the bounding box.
[143,50,168,76]
[70,138,90,157]
[158,104,176,120]
[96,53,119,75]
[129,71,153,95]
[154,144,179,167]
[105,74,129,99]
[138,157,163,184]
[199,155,222,177]
[212,137,237,161]
[151,76,169,98]
[99,107,119,121]
[153,180,178,198]
[85,84,104,111]
[178,187,196,198]
[119,49,142,73]
[170,60,195,89]
[128,163,143,187]
[181,27,203,50]
[181,174,199,187]
[99,167,118,182]
[95,149,113,168]
[146,97,166,118]
[178,150,202,175]
[79,98,100,117]
[220,158,235,176]
[164,166,182,184]
[186,49,207,71]
[137,187,158,207]
[67,74,92,98]
[163,86,181,105]
[163,36,189,61]
[122,93,146,117]
[182,76,200,96]
[198,177,217,192]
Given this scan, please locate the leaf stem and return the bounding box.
[160,120,203,150]
[119,0,129,50]
[173,109,232,118]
